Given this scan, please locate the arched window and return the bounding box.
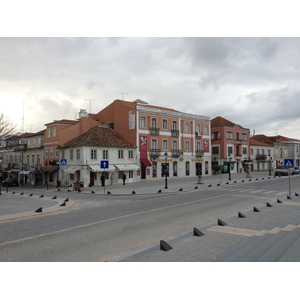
[173,161,178,176]
[185,161,190,176]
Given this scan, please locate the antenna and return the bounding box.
[274,129,279,135]
[28,125,35,132]
[84,99,98,113]
[117,92,128,100]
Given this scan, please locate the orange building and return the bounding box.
[43,112,101,186]
[211,116,251,174]
[96,99,211,180]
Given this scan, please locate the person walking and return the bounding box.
[101,173,105,186]
[122,173,126,185]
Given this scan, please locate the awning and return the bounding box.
[43,166,59,172]
[89,165,115,172]
[20,170,30,175]
[141,158,152,166]
[63,168,80,174]
[114,164,140,171]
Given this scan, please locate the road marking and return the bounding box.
[0,194,231,247]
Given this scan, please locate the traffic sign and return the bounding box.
[60,158,68,166]
[284,158,294,169]
[100,160,109,169]
[30,164,35,170]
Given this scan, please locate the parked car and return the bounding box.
[274,166,289,176]
[2,178,19,187]
[293,166,300,175]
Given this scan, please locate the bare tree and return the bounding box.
[0,112,17,139]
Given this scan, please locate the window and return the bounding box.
[162,119,168,130]
[172,121,177,130]
[212,146,219,154]
[226,132,233,139]
[251,149,254,155]
[91,149,97,160]
[77,149,80,160]
[172,140,178,150]
[103,150,108,159]
[196,123,200,133]
[196,141,201,151]
[163,140,168,150]
[151,139,157,149]
[243,147,247,155]
[118,150,124,159]
[128,150,133,159]
[129,170,133,179]
[61,150,65,159]
[185,141,190,151]
[152,118,157,128]
[140,116,146,128]
[184,122,190,132]
[45,148,48,158]
[52,127,56,137]
[47,128,51,138]
[212,132,220,140]
[204,124,209,135]
[70,149,74,160]
[242,133,247,141]
[37,154,40,165]
[32,155,35,164]
[55,147,58,158]
[50,147,53,158]
[228,146,233,155]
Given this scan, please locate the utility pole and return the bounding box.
[84,99,98,113]
[117,92,128,100]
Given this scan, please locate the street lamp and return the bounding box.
[228,154,232,181]
[268,155,272,176]
[164,152,168,189]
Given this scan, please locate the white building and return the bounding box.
[59,125,138,188]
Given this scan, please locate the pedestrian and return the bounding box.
[122,173,126,185]
[77,183,81,192]
[101,173,105,186]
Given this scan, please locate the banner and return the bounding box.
[139,136,148,158]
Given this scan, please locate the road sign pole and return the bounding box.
[288,168,292,199]
[104,168,106,194]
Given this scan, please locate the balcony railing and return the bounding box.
[256,154,267,161]
[195,132,202,138]
[150,127,160,135]
[149,149,161,158]
[195,150,204,157]
[171,149,182,157]
[171,129,179,136]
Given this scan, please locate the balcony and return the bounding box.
[150,127,160,135]
[256,154,267,161]
[195,150,204,157]
[235,139,243,145]
[149,149,161,158]
[171,129,179,136]
[195,132,202,138]
[171,149,182,157]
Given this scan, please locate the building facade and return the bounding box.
[211,116,251,174]
[96,99,211,180]
[59,125,138,188]
[250,135,274,173]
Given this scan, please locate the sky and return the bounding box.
[1,1,300,141]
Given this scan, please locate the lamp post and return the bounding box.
[268,155,272,176]
[0,158,2,195]
[228,154,232,181]
[164,152,168,189]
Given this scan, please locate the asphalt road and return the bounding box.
[0,175,298,261]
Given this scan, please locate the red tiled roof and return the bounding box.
[211,116,236,128]
[250,135,273,145]
[61,125,135,148]
[268,135,300,143]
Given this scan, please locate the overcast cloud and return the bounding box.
[1,37,300,138]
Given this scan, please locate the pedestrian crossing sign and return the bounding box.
[284,158,294,168]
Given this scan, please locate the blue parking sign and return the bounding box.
[100,160,109,169]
